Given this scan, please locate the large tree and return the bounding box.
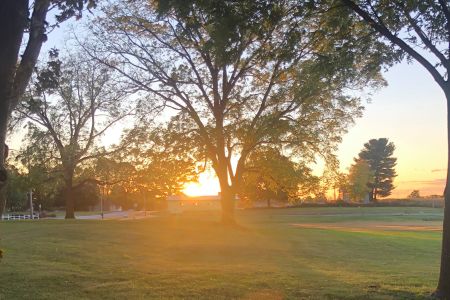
[358,138,397,201]
[86,0,383,224]
[332,1,450,295]
[16,54,131,218]
[0,1,96,215]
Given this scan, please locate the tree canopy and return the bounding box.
[85,0,385,223]
[16,53,132,218]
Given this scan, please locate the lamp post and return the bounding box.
[25,147,33,219]
[9,148,34,218]
[144,192,147,217]
[28,190,34,219]
[100,184,104,220]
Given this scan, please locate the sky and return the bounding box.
[14,16,449,199]
[337,62,447,198]
[185,61,448,198]
[184,61,448,198]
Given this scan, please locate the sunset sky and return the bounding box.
[184,61,448,198]
[337,62,447,198]
[19,22,449,199]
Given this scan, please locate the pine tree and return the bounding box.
[358,138,397,201]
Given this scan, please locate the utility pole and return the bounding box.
[144,190,147,217]
[27,146,33,219]
[100,184,104,220]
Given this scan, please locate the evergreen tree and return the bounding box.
[358,138,397,201]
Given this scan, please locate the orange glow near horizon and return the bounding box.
[183,172,221,197]
[183,164,446,200]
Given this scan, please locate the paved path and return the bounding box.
[49,211,157,220]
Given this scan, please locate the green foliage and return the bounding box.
[73,182,100,211]
[240,148,320,205]
[358,138,397,200]
[156,0,288,66]
[5,145,64,211]
[93,122,198,210]
[88,0,384,218]
[347,159,373,201]
[52,0,97,23]
[5,166,28,211]
[16,53,132,216]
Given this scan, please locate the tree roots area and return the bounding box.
[0,207,443,299]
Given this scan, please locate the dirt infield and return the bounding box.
[291,221,442,232]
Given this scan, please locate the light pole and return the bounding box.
[143,190,147,217]
[28,190,34,219]
[8,148,34,218]
[100,184,104,220]
[26,147,33,219]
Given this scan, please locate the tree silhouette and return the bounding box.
[358,138,397,201]
[408,190,421,199]
[86,0,383,224]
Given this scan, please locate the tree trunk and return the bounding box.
[64,174,76,219]
[65,186,76,219]
[368,189,373,202]
[435,89,450,299]
[214,151,237,224]
[220,186,235,225]
[216,165,236,225]
[0,0,28,212]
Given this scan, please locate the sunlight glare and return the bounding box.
[183,172,221,196]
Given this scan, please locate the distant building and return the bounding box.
[167,193,238,213]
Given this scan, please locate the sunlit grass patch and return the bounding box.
[0,207,442,299]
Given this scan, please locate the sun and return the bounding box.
[183,172,220,197]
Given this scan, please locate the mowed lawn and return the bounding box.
[0,207,444,299]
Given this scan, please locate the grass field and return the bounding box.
[0,207,444,299]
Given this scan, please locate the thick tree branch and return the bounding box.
[11,0,51,113]
[342,0,447,88]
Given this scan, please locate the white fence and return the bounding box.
[1,214,40,220]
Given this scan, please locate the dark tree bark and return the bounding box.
[0,0,51,217]
[215,161,235,225]
[435,88,450,299]
[64,170,76,219]
[0,0,28,201]
[220,185,235,226]
[64,187,76,219]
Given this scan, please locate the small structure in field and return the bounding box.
[167,193,237,213]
